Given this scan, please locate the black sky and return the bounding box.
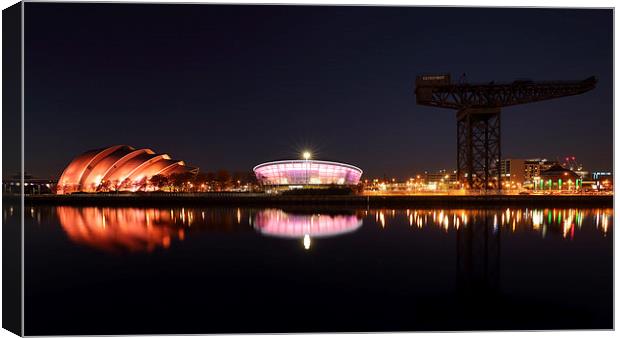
[24,3,613,179]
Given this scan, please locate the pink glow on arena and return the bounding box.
[253,209,363,238]
[253,160,363,186]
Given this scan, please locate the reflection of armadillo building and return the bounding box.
[56,145,198,194]
[252,209,363,249]
[56,207,184,253]
[55,207,255,252]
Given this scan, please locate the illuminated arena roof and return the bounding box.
[57,145,197,194]
[253,160,363,186]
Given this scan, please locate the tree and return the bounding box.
[193,172,209,192]
[149,174,169,191]
[245,172,259,191]
[110,180,120,192]
[98,180,111,192]
[245,171,258,185]
[169,172,196,192]
[216,170,231,191]
[119,177,132,191]
[206,172,216,190]
[232,172,245,189]
[169,173,184,192]
[181,172,197,192]
[135,176,148,192]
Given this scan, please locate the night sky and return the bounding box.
[24,3,613,180]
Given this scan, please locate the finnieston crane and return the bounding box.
[415,74,597,190]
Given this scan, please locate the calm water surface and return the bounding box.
[16,205,612,334]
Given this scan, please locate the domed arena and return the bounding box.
[253,159,363,187]
[56,145,198,194]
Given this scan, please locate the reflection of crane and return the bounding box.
[456,210,500,295]
[415,75,597,190]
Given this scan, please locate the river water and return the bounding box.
[14,205,612,334]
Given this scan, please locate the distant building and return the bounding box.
[592,171,612,180]
[500,158,560,188]
[573,169,590,179]
[500,159,526,186]
[590,171,613,191]
[500,158,580,189]
[523,158,559,183]
[2,174,56,195]
[537,164,581,191]
[424,170,457,183]
[419,170,459,190]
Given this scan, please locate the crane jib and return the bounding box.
[413,75,597,191]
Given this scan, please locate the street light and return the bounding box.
[303,151,311,160]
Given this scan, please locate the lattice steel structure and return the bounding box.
[416,75,597,190]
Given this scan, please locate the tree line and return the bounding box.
[95,170,260,193]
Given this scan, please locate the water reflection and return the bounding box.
[23,206,612,253]
[21,204,613,331]
[370,208,612,239]
[455,210,501,296]
[54,206,252,253]
[57,207,184,253]
[252,209,364,249]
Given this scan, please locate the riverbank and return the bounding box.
[11,193,614,208]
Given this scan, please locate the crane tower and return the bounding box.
[415,74,597,190]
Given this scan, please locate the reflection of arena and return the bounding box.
[252,209,363,238]
[253,160,362,187]
[56,207,183,253]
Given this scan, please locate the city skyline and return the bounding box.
[23,4,613,179]
[5,3,615,334]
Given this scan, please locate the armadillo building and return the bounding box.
[253,159,363,188]
[56,145,198,194]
